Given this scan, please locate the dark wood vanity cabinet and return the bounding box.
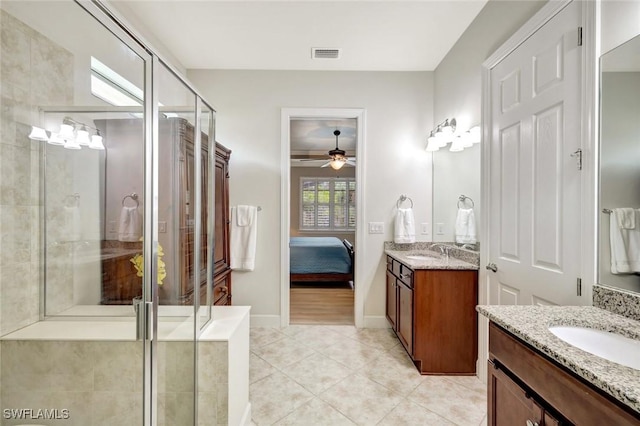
[488,322,640,426]
[385,256,478,374]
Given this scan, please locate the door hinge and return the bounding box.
[578,27,583,46]
[571,149,583,170]
[577,278,582,296]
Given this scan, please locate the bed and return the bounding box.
[290,237,354,282]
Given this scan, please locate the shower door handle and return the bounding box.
[135,299,153,341]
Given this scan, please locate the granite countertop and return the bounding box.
[477,305,640,414]
[385,249,479,270]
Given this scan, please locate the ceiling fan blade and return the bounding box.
[320,161,331,168]
[346,160,356,166]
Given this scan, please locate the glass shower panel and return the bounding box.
[156,61,198,425]
[0,0,149,424]
[200,104,215,327]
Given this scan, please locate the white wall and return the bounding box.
[601,0,640,55]
[432,0,546,243]
[187,70,434,324]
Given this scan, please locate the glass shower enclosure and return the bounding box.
[0,0,215,423]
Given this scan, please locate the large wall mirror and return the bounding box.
[599,33,640,294]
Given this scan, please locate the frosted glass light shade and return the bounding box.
[89,134,105,150]
[461,131,473,148]
[48,133,65,145]
[28,126,48,141]
[59,123,75,140]
[76,127,90,146]
[470,126,481,144]
[64,138,81,150]
[330,159,346,170]
[426,138,440,152]
[450,136,464,152]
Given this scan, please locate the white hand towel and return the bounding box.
[610,208,640,274]
[455,208,477,244]
[64,205,82,242]
[118,206,141,242]
[236,205,253,226]
[615,208,636,229]
[394,208,416,244]
[230,205,258,271]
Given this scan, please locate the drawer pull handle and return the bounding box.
[400,273,411,279]
[220,286,228,293]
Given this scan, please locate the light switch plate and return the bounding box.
[421,223,430,234]
[368,222,384,234]
[436,223,444,235]
[159,221,167,233]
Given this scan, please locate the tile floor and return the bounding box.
[249,325,487,426]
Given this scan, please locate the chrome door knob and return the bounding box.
[486,262,498,272]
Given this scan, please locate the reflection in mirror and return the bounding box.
[431,144,481,252]
[599,34,640,294]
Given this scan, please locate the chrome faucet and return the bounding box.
[433,244,451,261]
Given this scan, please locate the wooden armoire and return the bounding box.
[212,143,232,305]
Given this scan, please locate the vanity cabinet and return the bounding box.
[385,256,477,374]
[488,322,640,425]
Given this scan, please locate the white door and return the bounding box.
[487,1,586,306]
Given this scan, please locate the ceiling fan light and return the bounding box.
[330,159,346,170]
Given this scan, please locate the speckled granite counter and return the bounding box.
[477,305,640,414]
[384,241,479,270]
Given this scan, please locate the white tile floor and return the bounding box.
[249,325,487,426]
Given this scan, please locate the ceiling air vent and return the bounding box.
[312,48,341,60]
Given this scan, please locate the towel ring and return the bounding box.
[397,195,414,209]
[122,193,139,208]
[458,195,474,209]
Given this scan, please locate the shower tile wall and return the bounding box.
[1,340,229,425]
[0,10,74,334]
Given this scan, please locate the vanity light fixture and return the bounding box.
[29,116,106,151]
[426,130,440,151]
[425,119,480,153]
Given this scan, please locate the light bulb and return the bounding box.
[28,126,48,141]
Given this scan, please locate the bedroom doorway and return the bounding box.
[280,108,365,327]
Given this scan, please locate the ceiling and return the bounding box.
[111,0,488,71]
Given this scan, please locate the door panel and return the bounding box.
[489,0,584,306]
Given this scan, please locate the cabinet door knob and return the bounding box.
[486,262,498,273]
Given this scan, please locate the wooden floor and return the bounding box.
[290,282,354,325]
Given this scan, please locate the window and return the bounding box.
[300,177,356,231]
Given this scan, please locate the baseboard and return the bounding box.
[250,314,281,328]
[363,315,390,329]
[240,402,252,426]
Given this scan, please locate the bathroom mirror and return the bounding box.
[431,145,481,251]
[598,33,640,294]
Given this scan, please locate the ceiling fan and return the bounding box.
[296,130,356,170]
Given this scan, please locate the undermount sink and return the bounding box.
[548,326,640,370]
[405,254,439,261]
